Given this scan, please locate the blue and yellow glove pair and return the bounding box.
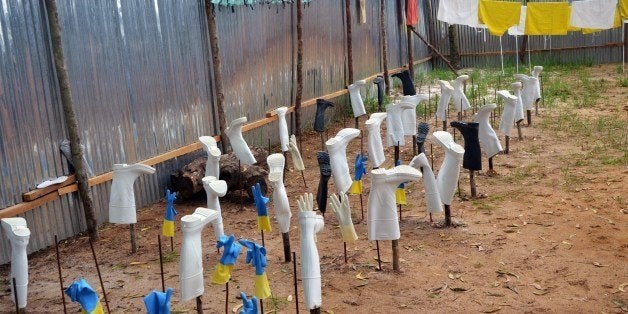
[252,183,271,232]
[212,234,242,285]
[238,239,271,299]
[143,288,173,314]
[349,154,368,195]
[162,189,177,237]
[239,292,259,314]
[395,160,407,205]
[65,278,104,314]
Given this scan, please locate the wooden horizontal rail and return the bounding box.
[0,56,433,218]
[460,42,623,57]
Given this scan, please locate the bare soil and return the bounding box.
[1,64,626,313]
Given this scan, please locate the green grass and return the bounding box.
[618,76,628,87]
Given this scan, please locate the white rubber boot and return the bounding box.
[267,154,291,233]
[298,210,324,310]
[497,90,518,137]
[367,165,422,240]
[109,163,156,224]
[409,154,443,214]
[511,82,525,123]
[199,136,221,179]
[179,207,220,301]
[325,128,361,194]
[452,75,471,113]
[431,131,464,206]
[348,80,367,118]
[225,117,256,165]
[1,218,30,309]
[202,176,227,240]
[276,107,290,152]
[365,113,387,168]
[473,104,503,158]
[436,80,454,121]
[386,102,415,147]
[514,66,542,111]
[400,94,429,136]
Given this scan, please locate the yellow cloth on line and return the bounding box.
[479,0,522,36]
[525,2,572,35]
[620,0,628,20]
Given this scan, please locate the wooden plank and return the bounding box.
[21,175,76,202]
[0,192,59,219]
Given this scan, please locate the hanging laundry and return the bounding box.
[619,0,628,20]
[437,0,484,28]
[406,0,419,26]
[570,0,617,30]
[577,9,623,34]
[508,6,526,36]
[525,2,572,35]
[479,0,522,36]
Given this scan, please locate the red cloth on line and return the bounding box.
[406,0,419,26]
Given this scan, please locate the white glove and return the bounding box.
[297,193,314,213]
[330,193,358,243]
[289,135,305,171]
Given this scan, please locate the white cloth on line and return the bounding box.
[570,0,618,30]
[437,0,484,28]
[508,6,527,36]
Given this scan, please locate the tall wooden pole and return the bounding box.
[295,0,304,146]
[205,3,230,152]
[380,0,390,95]
[44,0,98,241]
[407,27,414,77]
[345,0,354,84]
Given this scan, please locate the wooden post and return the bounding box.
[444,204,452,227]
[376,240,383,270]
[516,121,523,140]
[380,0,390,95]
[407,27,414,77]
[54,235,67,314]
[129,224,137,253]
[196,296,203,314]
[88,239,110,314]
[392,239,400,271]
[409,27,460,76]
[469,170,477,198]
[12,278,20,313]
[44,0,98,241]
[295,0,304,145]
[282,232,292,262]
[204,3,229,152]
[345,0,354,84]
[344,242,348,263]
[448,25,461,70]
[225,282,229,314]
[505,136,510,154]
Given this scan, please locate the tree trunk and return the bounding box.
[407,26,414,77]
[345,0,354,84]
[380,0,390,95]
[205,3,230,152]
[44,0,98,241]
[448,25,461,70]
[295,0,304,147]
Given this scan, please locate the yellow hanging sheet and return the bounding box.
[525,2,572,35]
[479,0,522,36]
[620,0,628,20]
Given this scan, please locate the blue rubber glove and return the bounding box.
[65,278,100,313]
[238,239,267,276]
[216,234,242,266]
[165,189,177,218]
[239,292,259,314]
[252,182,269,217]
[143,288,173,314]
[353,154,368,181]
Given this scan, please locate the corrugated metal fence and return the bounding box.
[0,0,623,263]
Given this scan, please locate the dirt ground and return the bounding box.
[1,64,626,313]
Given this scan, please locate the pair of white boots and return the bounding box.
[436,75,471,121]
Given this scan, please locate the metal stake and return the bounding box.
[158,235,165,292]
[470,170,477,198]
[89,239,110,314]
[376,240,382,270]
[282,232,292,262]
[344,242,348,264]
[292,252,300,314]
[444,204,452,227]
[54,235,67,314]
[129,224,137,254]
[196,296,203,314]
[392,240,400,271]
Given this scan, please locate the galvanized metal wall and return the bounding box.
[2,0,620,264]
